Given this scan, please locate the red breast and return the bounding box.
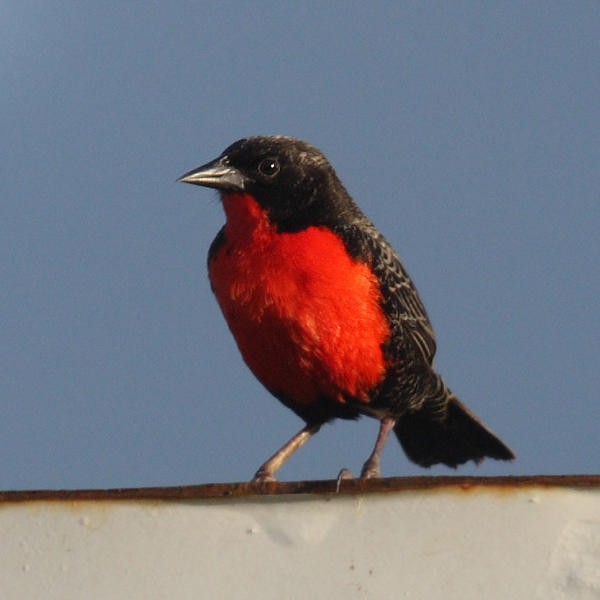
[209,192,390,409]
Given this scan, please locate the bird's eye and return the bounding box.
[257,158,280,177]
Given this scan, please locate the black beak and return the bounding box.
[178,156,246,192]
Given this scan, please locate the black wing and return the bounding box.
[335,220,437,366]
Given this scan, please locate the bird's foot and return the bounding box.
[251,469,277,484]
[359,460,381,479]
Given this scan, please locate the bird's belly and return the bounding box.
[208,225,389,409]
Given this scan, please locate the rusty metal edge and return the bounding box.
[0,475,599,503]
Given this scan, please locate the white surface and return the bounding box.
[1,485,599,599]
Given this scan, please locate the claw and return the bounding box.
[335,468,354,492]
[252,470,277,484]
[359,462,381,479]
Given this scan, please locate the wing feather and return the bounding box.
[335,221,437,365]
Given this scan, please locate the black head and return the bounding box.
[178,136,362,232]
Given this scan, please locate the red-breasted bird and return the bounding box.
[179,136,514,481]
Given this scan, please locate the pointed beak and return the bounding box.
[177,156,246,192]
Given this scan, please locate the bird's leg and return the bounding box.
[252,422,322,483]
[360,417,396,479]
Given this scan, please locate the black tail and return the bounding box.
[394,392,515,468]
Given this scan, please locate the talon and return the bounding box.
[335,468,354,492]
[360,464,381,479]
[337,468,354,481]
[252,470,277,484]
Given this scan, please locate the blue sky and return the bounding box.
[2,3,599,489]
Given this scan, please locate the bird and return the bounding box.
[178,135,514,482]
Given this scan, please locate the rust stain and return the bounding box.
[0,475,598,504]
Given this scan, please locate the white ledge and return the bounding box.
[1,476,599,599]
